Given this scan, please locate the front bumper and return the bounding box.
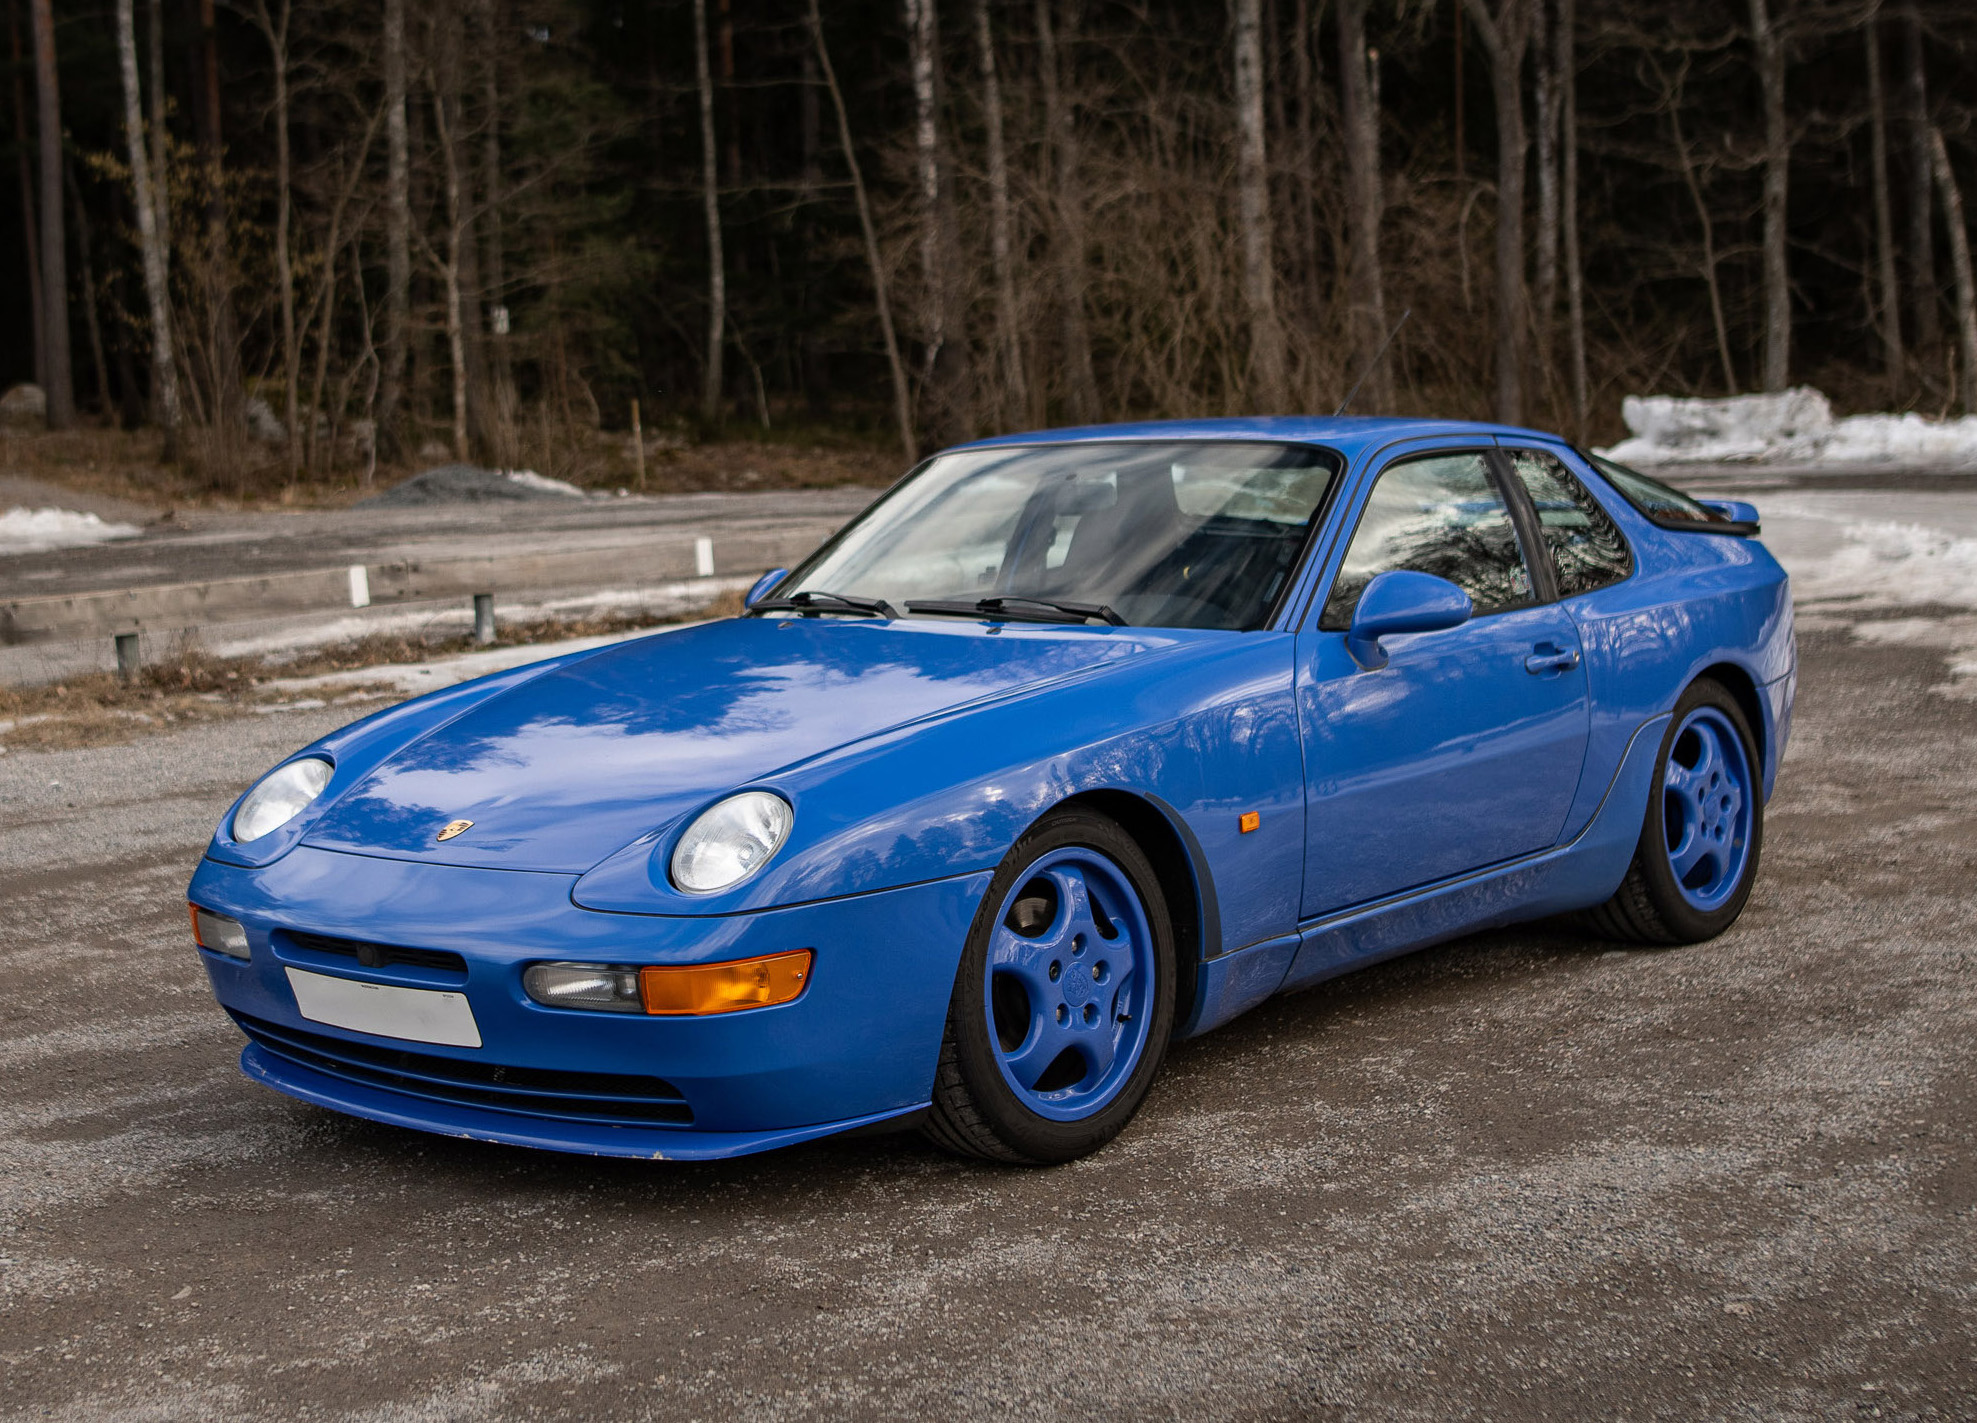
[188,847,989,1158]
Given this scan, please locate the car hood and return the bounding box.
[300,615,1163,873]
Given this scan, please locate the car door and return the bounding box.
[1295,445,1591,919]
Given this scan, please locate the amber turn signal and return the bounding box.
[639,949,813,1016]
[1239,811,1260,834]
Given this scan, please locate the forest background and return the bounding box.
[4,0,1976,498]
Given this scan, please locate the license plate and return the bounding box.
[285,968,482,1049]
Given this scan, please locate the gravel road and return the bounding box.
[1,486,1972,1420]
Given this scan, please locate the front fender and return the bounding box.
[572,632,1306,958]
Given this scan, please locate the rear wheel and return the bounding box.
[1583,678,1763,945]
[924,809,1175,1164]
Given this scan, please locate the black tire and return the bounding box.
[923,808,1177,1165]
[1582,677,1765,946]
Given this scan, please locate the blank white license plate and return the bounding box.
[285,968,482,1048]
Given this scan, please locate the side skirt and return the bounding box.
[1181,712,1670,1037]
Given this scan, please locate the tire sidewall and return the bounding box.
[1636,679,1765,941]
[947,809,1177,1163]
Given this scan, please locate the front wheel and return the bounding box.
[924,809,1176,1165]
[1583,678,1764,945]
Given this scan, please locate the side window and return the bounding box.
[1506,449,1632,598]
[1319,451,1533,630]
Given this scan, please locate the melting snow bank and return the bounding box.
[0,506,143,555]
[1599,387,1977,469]
[356,464,591,507]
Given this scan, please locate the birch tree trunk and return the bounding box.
[973,0,1027,425]
[1560,0,1587,440]
[1339,0,1389,412]
[906,0,970,440]
[693,0,726,427]
[378,0,410,468]
[1233,0,1286,410]
[1037,0,1098,423]
[1463,0,1531,425]
[251,0,300,475]
[7,0,44,391]
[1929,129,1977,414]
[807,0,914,460]
[115,0,177,443]
[29,0,73,427]
[1865,13,1902,390]
[145,0,168,252]
[433,92,468,463]
[1749,0,1790,391]
[1901,4,1937,352]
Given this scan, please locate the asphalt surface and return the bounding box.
[2,485,879,601]
[1,486,1974,1419]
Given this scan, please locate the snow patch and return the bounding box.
[503,467,587,499]
[0,506,143,555]
[1600,386,1977,469]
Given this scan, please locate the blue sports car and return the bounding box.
[188,418,1794,1164]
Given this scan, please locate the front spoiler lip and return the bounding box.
[241,1043,927,1160]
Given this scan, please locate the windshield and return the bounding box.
[775,441,1340,630]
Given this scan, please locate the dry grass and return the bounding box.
[0,590,745,755]
[0,417,896,513]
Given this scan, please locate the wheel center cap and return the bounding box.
[1059,964,1095,1008]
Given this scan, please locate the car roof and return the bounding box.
[947,415,1568,465]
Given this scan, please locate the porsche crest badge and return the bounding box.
[436,819,474,842]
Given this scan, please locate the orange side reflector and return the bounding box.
[187,902,204,946]
[640,949,814,1016]
[1239,811,1260,834]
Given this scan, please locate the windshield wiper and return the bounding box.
[752,589,897,618]
[904,595,1129,627]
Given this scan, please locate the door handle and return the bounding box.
[1524,643,1581,675]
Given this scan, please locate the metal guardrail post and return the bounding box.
[473,593,496,645]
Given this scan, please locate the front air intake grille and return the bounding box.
[232,1011,694,1126]
[280,929,469,978]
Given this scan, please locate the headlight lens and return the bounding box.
[233,757,334,843]
[670,791,793,893]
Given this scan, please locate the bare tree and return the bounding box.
[1929,128,1977,413]
[693,0,725,426]
[1531,0,1560,386]
[8,0,44,391]
[28,0,72,426]
[1865,9,1902,390]
[1463,0,1532,424]
[1749,0,1790,390]
[145,0,168,253]
[1655,52,1739,394]
[906,0,971,440]
[249,0,300,473]
[973,0,1027,425]
[115,0,177,443]
[378,0,411,466]
[807,0,914,460]
[190,0,240,425]
[477,0,514,464]
[1339,0,1389,412]
[1036,0,1098,422]
[1559,0,1587,439]
[1901,4,1936,353]
[1233,0,1286,410]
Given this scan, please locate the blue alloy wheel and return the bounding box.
[984,847,1158,1121]
[1660,705,1755,912]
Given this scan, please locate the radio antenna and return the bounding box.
[1333,308,1412,417]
